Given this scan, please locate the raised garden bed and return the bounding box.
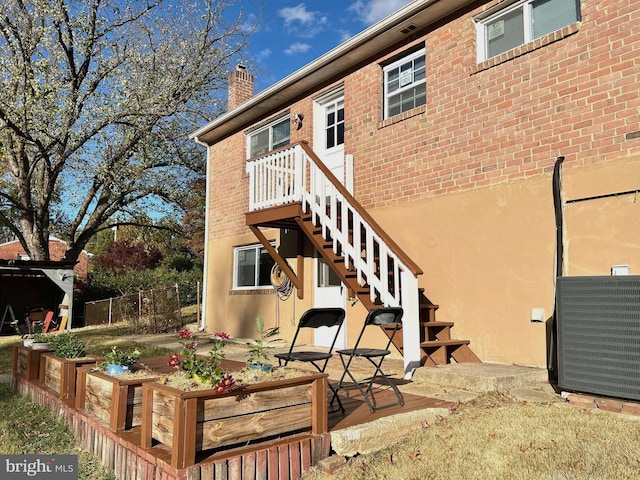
[141,371,328,468]
[11,345,52,382]
[39,353,101,401]
[76,367,159,432]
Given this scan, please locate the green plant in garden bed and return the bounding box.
[167,330,234,392]
[33,332,57,344]
[245,315,281,368]
[101,346,141,368]
[48,332,86,359]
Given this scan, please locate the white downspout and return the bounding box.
[196,141,211,332]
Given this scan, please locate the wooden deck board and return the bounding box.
[329,386,455,430]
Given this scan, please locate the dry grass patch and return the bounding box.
[304,393,640,479]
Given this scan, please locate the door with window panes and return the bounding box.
[313,91,345,184]
[312,90,346,348]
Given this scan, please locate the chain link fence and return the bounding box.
[84,285,183,333]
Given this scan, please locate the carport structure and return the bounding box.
[0,259,75,333]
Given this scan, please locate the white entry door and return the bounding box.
[313,90,345,185]
[313,89,347,348]
[313,255,346,348]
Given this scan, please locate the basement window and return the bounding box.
[233,243,275,289]
[475,0,581,62]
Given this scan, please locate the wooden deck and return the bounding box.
[140,355,453,434]
[329,384,455,431]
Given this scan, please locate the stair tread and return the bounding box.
[298,211,480,365]
[381,321,453,329]
[420,339,471,347]
[420,321,454,327]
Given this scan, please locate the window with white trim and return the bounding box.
[383,48,426,119]
[476,0,580,62]
[233,243,276,289]
[247,116,290,158]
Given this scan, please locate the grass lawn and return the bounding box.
[302,393,640,479]
[0,321,176,478]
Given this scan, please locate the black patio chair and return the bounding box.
[331,307,404,413]
[274,307,346,413]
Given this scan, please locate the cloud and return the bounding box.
[256,48,272,61]
[338,30,353,43]
[348,0,413,25]
[240,13,261,34]
[284,42,312,56]
[278,3,327,37]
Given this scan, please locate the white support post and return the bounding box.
[400,270,421,379]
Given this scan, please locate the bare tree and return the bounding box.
[0,0,254,262]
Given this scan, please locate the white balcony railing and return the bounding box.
[246,142,422,374]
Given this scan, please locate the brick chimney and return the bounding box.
[227,65,254,110]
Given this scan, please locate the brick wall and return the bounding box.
[207,0,639,240]
[347,0,639,209]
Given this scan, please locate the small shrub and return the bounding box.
[48,332,86,359]
[246,316,281,366]
[102,346,141,367]
[32,332,56,344]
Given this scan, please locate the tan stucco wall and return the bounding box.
[204,153,640,367]
[204,229,314,344]
[563,154,640,276]
[204,227,402,358]
[372,173,556,367]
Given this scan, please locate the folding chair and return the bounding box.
[274,308,346,413]
[332,307,404,413]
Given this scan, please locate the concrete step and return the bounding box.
[411,363,548,393]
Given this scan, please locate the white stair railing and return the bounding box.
[246,142,421,375]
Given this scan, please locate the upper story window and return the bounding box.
[247,115,290,158]
[476,0,580,62]
[233,243,275,289]
[383,48,426,119]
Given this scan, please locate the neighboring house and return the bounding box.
[0,237,90,279]
[191,0,640,376]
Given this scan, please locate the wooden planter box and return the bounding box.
[12,345,52,381]
[141,371,328,468]
[76,367,159,432]
[39,353,101,401]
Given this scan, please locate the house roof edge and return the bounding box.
[190,0,477,146]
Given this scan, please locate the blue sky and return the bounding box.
[242,1,413,92]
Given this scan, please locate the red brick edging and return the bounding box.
[565,392,640,416]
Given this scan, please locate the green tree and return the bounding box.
[182,177,206,261]
[0,0,254,262]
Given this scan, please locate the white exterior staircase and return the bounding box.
[245,142,480,374]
